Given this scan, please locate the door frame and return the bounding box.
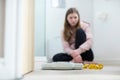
[0,0,19,79]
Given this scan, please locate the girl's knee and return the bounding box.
[52,53,61,61]
[76,28,84,34]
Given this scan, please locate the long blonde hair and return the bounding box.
[63,8,81,41]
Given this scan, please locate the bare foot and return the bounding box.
[70,59,75,63]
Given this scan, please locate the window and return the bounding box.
[51,0,66,8]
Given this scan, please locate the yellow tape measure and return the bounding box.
[83,64,103,70]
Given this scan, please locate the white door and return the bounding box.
[0,0,18,79]
[0,0,34,79]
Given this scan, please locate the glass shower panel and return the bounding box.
[35,0,45,56]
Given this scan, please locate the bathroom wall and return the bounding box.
[93,0,120,60]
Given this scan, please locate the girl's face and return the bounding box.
[67,13,79,27]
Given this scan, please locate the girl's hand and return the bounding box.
[74,55,83,63]
[70,50,83,63]
[70,50,79,58]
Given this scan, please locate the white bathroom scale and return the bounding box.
[41,62,83,70]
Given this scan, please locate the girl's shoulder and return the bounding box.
[80,21,90,30]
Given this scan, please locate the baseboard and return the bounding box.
[0,58,4,62]
[14,76,23,80]
[35,56,47,62]
[0,58,4,67]
[95,59,120,65]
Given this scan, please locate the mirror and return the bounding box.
[0,0,5,58]
[35,0,120,61]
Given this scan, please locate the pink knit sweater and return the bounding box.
[61,21,93,55]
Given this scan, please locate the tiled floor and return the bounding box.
[22,61,120,80]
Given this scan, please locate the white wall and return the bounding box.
[93,0,120,60]
[46,0,93,56]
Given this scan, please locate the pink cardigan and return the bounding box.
[61,21,93,55]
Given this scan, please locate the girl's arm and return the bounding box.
[76,22,93,54]
[61,30,73,55]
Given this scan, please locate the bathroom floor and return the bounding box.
[22,61,120,80]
